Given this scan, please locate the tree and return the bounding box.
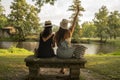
[68,0,85,42]
[52,25,59,32]
[108,11,120,39]
[0,1,7,28]
[24,5,40,35]
[32,0,56,12]
[8,0,40,40]
[82,21,96,38]
[0,0,4,14]
[93,5,109,42]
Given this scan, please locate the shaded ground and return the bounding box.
[81,69,110,80]
[21,68,110,80]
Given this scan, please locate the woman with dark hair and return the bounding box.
[36,20,55,58]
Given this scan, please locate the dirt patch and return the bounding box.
[8,68,110,80]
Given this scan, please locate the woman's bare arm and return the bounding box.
[69,5,80,35]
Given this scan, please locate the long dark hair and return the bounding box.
[55,27,68,45]
[41,27,52,38]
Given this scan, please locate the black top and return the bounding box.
[37,34,55,58]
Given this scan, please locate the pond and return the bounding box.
[0,42,118,54]
[81,43,118,54]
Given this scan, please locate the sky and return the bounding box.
[1,0,120,26]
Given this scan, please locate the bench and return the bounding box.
[24,55,87,80]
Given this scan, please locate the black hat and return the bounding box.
[45,20,52,27]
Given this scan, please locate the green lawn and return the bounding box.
[85,54,120,80]
[0,48,33,80]
[0,47,120,80]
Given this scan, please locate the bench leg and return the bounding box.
[70,66,80,80]
[28,67,40,80]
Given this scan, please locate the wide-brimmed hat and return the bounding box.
[60,19,68,29]
[44,20,52,27]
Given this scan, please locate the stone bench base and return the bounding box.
[24,55,87,80]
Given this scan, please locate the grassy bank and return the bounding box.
[107,38,120,48]
[0,48,33,80]
[0,47,120,80]
[81,38,120,79]
[85,54,120,80]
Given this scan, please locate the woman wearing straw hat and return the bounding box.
[54,6,80,74]
[55,6,80,59]
[36,20,55,58]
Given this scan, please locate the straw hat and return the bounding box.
[44,20,52,27]
[60,19,68,29]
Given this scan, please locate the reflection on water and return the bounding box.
[0,42,17,49]
[16,42,39,51]
[97,43,117,54]
[81,44,99,54]
[0,42,39,52]
[0,42,118,54]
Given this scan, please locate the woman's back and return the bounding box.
[37,33,55,58]
[36,20,55,58]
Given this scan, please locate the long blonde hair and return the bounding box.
[55,27,71,46]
